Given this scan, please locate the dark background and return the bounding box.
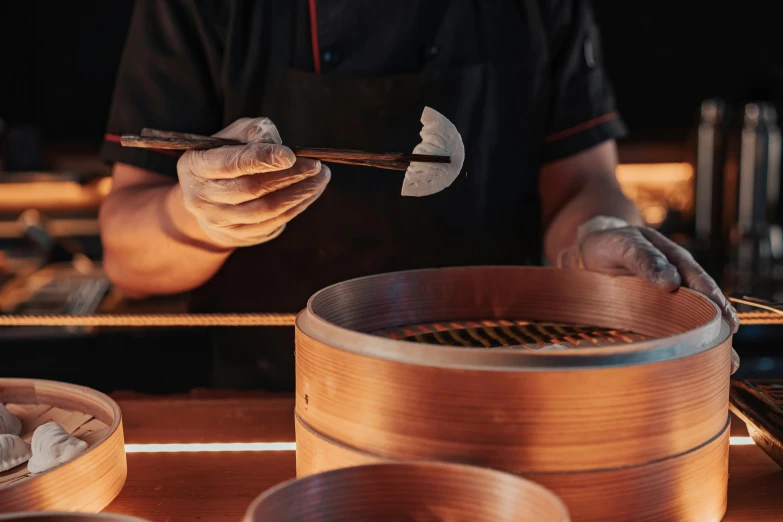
[1,1,781,146]
[0,1,780,390]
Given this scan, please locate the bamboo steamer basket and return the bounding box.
[294,267,733,521]
[0,515,149,522]
[244,462,570,521]
[0,379,127,513]
[295,413,729,522]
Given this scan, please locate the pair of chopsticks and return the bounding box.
[120,129,450,172]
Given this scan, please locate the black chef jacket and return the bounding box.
[101,0,627,390]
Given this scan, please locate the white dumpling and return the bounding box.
[0,434,32,472]
[0,404,21,435]
[401,106,465,197]
[27,422,88,474]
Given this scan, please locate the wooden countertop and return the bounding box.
[103,391,783,522]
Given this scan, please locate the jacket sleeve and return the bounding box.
[540,0,627,163]
[100,0,224,177]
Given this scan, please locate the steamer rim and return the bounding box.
[298,266,727,371]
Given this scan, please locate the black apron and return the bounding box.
[192,0,546,390]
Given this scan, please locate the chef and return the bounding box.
[99,0,738,390]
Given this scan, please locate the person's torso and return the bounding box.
[190,0,559,388]
[194,0,556,312]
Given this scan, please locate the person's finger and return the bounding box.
[213,117,283,144]
[205,188,327,245]
[641,228,740,333]
[246,118,283,144]
[184,142,295,180]
[579,228,681,290]
[193,158,323,205]
[190,165,330,226]
[556,245,583,269]
[198,219,287,248]
[730,348,740,375]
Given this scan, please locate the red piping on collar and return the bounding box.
[104,133,181,157]
[308,0,321,74]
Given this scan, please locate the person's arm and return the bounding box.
[98,1,330,297]
[539,140,639,262]
[99,164,232,298]
[100,118,329,299]
[97,0,227,298]
[536,0,739,332]
[539,140,740,332]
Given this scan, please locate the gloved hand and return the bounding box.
[177,117,330,247]
[557,216,741,374]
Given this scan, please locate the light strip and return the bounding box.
[125,442,296,453]
[125,438,756,454]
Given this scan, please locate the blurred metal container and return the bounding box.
[730,102,783,293]
[737,103,781,234]
[693,99,730,275]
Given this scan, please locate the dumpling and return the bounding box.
[0,434,32,472]
[27,422,88,474]
[0,404,21,435]
[401,106,465,197]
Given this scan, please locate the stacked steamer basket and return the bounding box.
[294,267,733,522]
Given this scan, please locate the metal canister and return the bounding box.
[693,99,729,275]
[731,102,782,290]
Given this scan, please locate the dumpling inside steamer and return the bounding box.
[0,434,31,472]
[401,107,465,197]
[27,421,88,473]
[0,404,22,435]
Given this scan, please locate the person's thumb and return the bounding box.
[213,117,283,144]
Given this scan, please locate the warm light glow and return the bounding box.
[96,176,113,196]
[0,180,108,211]
[125,437,754,453]
[615,162,695,227]
[125,442,296,453]
[616,163,694,187]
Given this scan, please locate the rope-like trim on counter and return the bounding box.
[0,311,774,327]
[0,313,297,327]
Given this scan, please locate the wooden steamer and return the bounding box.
[295,267,733,522]
[0,379,127,513]
[245,462,569,521]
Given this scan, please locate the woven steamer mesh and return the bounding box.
[295,266,732,522]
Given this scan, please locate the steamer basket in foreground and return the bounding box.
[0,379,126,513]
[295,267,733,521]
[244,462,569,522]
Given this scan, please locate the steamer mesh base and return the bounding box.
[372,320,651,349]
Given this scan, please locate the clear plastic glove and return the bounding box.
[557,216,739,329]
[557,216,739,373]
[177,117,330,247]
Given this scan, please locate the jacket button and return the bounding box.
[584,39,596,68]
[422,45,439,60]
[323,49,340,65]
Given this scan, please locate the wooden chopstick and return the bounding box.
[119,128,450,172]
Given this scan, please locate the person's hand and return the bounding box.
[557,216,740,332]
[177,117,330,247]
[557,216,739,373]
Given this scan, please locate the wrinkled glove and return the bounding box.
[558,216,740,373]
[178,117,330,247]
